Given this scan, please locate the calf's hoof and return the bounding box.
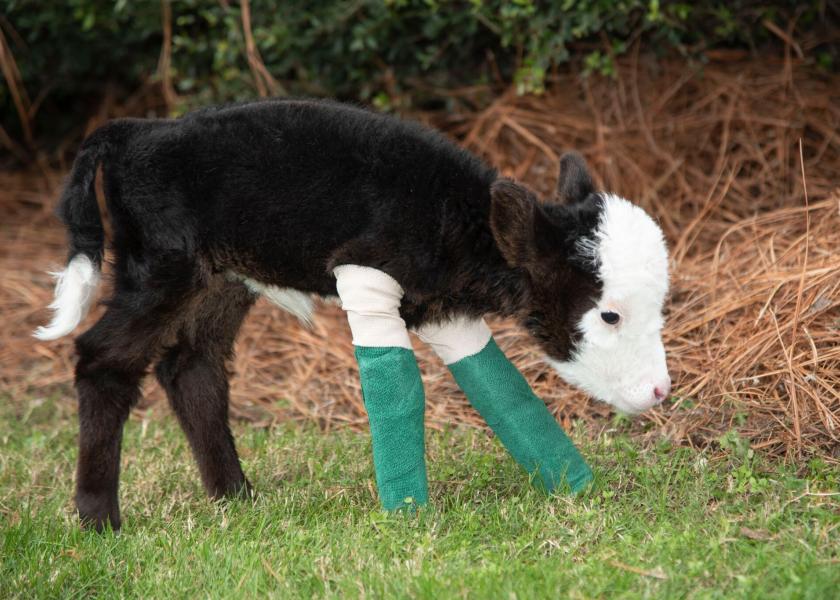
[76,491,121,532]
[209,477,255,502]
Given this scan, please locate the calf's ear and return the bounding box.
[556,151,595,204]
[490,179,549,268]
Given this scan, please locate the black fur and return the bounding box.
[55,98,604,530]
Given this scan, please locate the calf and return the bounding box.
[35,99,670,529]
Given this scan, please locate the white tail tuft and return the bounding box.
[33,255,101,341]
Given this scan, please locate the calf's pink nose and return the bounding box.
[653,380,671,403]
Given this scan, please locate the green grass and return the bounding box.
[1,397,838,599]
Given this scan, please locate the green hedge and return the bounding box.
[1,0,834,155]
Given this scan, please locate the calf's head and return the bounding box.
[490,152,670,415]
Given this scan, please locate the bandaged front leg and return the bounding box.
[334,265,428,510]
[416,317,593,493]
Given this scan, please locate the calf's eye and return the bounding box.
[600,311,620,325]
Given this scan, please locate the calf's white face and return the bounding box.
[547,194,671,415]
[489,152,671,416]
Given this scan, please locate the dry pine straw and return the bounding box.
[1,58,838,461]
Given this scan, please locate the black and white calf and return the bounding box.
[36,99,670,529]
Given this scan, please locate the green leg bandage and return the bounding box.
[334,264,429,511]
[447,338,593,493]
[355,346,429,510]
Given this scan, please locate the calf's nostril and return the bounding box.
[653,381,671,402]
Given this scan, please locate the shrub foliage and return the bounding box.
[1,0,833,152]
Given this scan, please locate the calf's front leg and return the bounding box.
[334,265,428,511]
[416,317,593,493]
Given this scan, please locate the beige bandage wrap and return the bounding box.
[414,315,492,365]
[333,264,412,349]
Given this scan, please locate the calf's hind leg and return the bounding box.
[75,300,187,532]
[155,281,255,500]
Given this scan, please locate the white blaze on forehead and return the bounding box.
[551,194,670,415]
[588,193,669,303]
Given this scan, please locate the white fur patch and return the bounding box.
[583,193,670,304]
[551,194,671,414]
[414,316,492,365]
[230,274,314,327]
[33,255,101,341]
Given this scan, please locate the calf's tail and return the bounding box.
[34,121,131,341]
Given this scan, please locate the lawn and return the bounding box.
[1,396,837,599]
